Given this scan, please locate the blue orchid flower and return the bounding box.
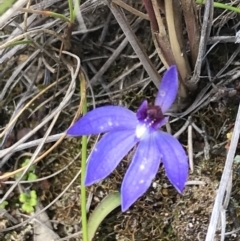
[67,65,188,211]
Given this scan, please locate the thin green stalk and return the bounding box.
[68,0,74,22]
[68,0,81,23]
[81,83,88,241]
[7,40,32,47]
[196,0,240,14]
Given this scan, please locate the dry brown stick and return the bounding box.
[205,103,240,241]
[190,0,213,85]
[142,0,158,31]
[90,36,129,85]
[112,0,150,20]
[150,0,176,67]
[23,0,32,31]
[180,0,200,67]
[108,1,160,87]
[188,123,194,172]
[165,0,191,79]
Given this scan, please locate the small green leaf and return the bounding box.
[88,192,121,241]
[19,193,28,203]
[30,190,37,199]
[28,173,38,181]
[22,158,30,167]
[22,203,34,213]
[0,201,8,209]
[30,198,37,207]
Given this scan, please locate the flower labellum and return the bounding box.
[67,65,188,211]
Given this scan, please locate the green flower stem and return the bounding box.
[81,82,88,241]
[68,0,81,23]
[196,0,240,14]
[68,0,74,23]
[88,192,121,241]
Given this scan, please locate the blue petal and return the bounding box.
[154,65,178,113]
[85,129,137,185]
[121,134,161,211]
[155,131,188,193]
[67,106,138,136]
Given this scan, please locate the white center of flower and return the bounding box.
[135,123,147,139]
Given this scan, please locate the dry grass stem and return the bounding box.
[108,1,160,87]
[165,0,190,97]
[180,0,200,66]
[151,0,176,66]
[191,0,213,86]
[112,0,150,20]
[205,104,240,240]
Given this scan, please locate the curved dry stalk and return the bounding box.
[0,51,80,182]
[0,50,87,182]
[0,52,79,205]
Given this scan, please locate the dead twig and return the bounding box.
[180,0,200,66]
[190,0,214,86]
[108,1,160,87]
[205,103,240,241]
